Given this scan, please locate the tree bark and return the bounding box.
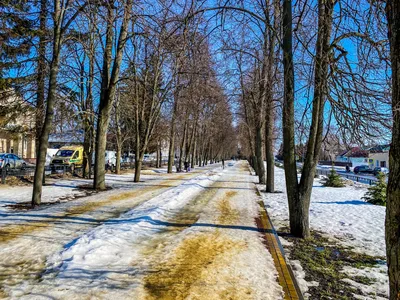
[83,27,95,179]
[265,107,275,192]
[115,93,122,175]
[156,142,160,168]
[35,0,46,158]
[283,0,334,238]
[94,1,131,189]
[32,1,63,206]
[178,113,189,171]
[134,154,143,182]
[385,1,400,299]
[282,0,300,234]
[265,0,279,193]
[255,125,266,183]
[167,86,178,173]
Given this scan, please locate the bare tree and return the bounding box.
[93,0,132,190]
[385,0,400,298]
[32,0,86,206]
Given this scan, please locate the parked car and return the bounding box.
[50,145,83,172]
[373,167,389,176]
[354,165,374,175]
[0,153,26,170]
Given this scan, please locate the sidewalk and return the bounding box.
[1,161,302,299]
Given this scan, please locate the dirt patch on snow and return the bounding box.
[0,185,164,243]
[4,188,99,211]
[217,191,239,225]
[143,232,249,300]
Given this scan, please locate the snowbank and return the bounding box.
[260,166,388,298]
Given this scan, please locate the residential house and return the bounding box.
[48,130,84,149]
[335,147,369,168]
[0,91,36,159]
[368,144,390,169]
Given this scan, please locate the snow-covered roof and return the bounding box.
[48,131,84,144]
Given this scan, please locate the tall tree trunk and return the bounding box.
[94,6,114,190]
[115,93,122,175]
[167,92,178,173]
[116,142,121,174]
[385,1,400,299]
[158,140,162,168]
[35,0,46,159]
[32,2,63,206]
[191,126,197,169]
[265,107,275,192]
[296,0,333,238]
[134,153,144,182]
[94,1,131,189]
[167,58,181,173]
[186,119,197,165]
[83,29,95,178]
[282,0,300,233]
[265,0,279,193]
[283,0,334,238]
[255,125,266,183]
[156,142,160,168]
[178,114,189,170]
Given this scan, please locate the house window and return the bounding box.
[381,161,386,168]
[376,160,379,167]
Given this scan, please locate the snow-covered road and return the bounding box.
[0,162,283,299]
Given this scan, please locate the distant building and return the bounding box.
[335,147,369,168]
[48,130,84,149]
[368,144,390,169]
[0,91,36,158]
[336,145,390,169]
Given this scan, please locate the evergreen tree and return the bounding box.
[322,168,345,187]
[363,172,387,206]
[0,0,34,90]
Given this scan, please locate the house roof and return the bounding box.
[48,131,84,144]
[368,144,390,153]
[339,147,369,158]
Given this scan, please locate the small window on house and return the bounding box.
[381,161,386,168]
[376,160,379,167]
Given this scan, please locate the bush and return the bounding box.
[363,172,387,206]
[322,168,345,187]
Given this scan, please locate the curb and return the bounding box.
[255,188,304,300]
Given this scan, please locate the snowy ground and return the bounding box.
[259,166,388,299]
[0,162,283,299]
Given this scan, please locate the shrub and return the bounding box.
[322,168,345,187]
[363,172,387,206]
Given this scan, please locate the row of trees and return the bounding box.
[2,0,400,298]
[201,0,397,298]
[0,0,237,204]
